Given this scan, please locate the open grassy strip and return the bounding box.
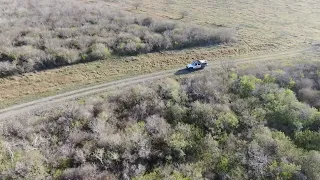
[0,45,252,109]
[0,44,314,109]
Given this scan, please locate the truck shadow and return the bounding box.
[174,68,197,75]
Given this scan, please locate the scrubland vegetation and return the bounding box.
[1,0,319,179]
[0,0,234,77]
[1,62,320,179]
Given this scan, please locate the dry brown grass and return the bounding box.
[106,0,320,48]
[1,45,318,109]
[0,45,252,108]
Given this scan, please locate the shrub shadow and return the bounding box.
[174,68,196,75]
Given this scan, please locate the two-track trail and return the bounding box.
[0,46,316,120]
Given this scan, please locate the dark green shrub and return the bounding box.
[295,130,320,151]
[233,75,262,98]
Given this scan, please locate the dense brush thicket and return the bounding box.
[1,62,320,180]
[238,62,320,109]
[0,0,234,77]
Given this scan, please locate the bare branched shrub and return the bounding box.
[218,28,237,43]
[145,115,171,139]
[247,142,269,179]
[5,62,319,179]
[296,78,314,89]
[132,1,142,10]
[58,164,98,180]
[0,61,19,77]
[298,88,320,108]
[69,129,93,145]
[180,11,190,19]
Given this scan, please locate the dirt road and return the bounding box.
[0,46,316,120]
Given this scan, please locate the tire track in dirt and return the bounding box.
[0,46,315,120]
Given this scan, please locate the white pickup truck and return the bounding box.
[186,60,208,70]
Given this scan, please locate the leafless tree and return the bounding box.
[133,1,142,10]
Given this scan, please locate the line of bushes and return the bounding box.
[0,0,235,77]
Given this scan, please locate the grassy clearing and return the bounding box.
[0,45,252,109]
[0,46,316,109]
[116,0,320,48]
